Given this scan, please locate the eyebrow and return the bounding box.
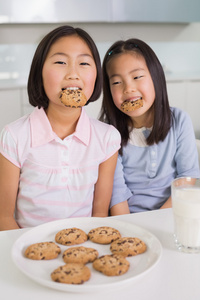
[109,68,145,79]
[50,52,93,59]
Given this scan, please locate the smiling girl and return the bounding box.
[0,26,120,230]
[100,38,199,215]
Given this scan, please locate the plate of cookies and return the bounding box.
[11,217,162,292]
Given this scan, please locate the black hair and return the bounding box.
[99,38,172,153]
[28,25,102,109]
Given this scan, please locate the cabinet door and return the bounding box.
[84,94,102,119]
[0,0,111,23]
[185,81,200,139]
[111,0,200,22]
[21,88,34,115]
[0,89,21,132]
[167,81,187,110]
[167,80,200,139]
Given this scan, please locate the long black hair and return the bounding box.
[99,38,172,153]
[28,25,102,109]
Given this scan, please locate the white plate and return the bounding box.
[11,217,162,292]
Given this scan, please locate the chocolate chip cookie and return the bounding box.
[62,246,98,264]
[88,226,121,244]
[121,98,143,112]
[93,254,130,276]
[51,263,91,284]
[24,241,61,260]
[60,88,87,108]
[55,227,88,245]
[110,237,147,257]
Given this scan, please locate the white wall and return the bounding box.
[0,22,200,124]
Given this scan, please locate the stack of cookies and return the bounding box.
[24,226,147,285]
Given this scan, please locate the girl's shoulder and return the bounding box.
[89,117,121,137]
[5,113,32,141]
[1,113,31,140]
[170,106,192,125]
[87,117,121,154]
[170,106,194,136]
[170,106,189,119]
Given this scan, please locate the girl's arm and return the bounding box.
[92,152,118,217]
[160,196,172,209]
[110,201,130,216]
[0,154,20,230]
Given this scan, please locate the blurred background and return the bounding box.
[0,0,200,138]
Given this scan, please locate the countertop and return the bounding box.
[1,209,200,300]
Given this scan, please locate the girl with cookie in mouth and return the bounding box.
[100,38,199,215]
[0,25,121,230]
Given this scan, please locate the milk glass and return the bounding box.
[171,177,200,253]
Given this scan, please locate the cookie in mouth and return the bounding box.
[60,88,87,108]
[121,97,143,112]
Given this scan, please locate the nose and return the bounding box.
[65,63,79,80]
[124,81,136,94]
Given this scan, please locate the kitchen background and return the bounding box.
[0,0,200,138]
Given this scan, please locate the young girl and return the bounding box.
[100,38,200,215]
[0,25,121,230]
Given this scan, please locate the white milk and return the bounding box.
[173,188,200,248]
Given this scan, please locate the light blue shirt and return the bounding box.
[110,107,200,212]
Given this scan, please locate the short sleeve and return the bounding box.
[0,126,20,167]
[110,155,132,208]
[103,125,121,161]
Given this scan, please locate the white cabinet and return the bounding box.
[167,81,187,110]
[111,0,200,23]
[1,0,200,24]
[21,88,34,115]
[185,81,200,139]
[0,87,33,132]
[84,94,103,119]
[167,80,200,138]
[0,88,21,132]
[0,0,111,23]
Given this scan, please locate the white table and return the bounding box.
[1,208,200,300]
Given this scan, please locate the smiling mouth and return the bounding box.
[121,97,143,112]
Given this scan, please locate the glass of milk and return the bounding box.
[171,177,200,253]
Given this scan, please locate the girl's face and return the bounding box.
[107,52,155,128]
[42,35,97,107]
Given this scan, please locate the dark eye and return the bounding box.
[55,61,66,65]
[80,62,90,66]
[112,81,121,85]
[134,75,143,79]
